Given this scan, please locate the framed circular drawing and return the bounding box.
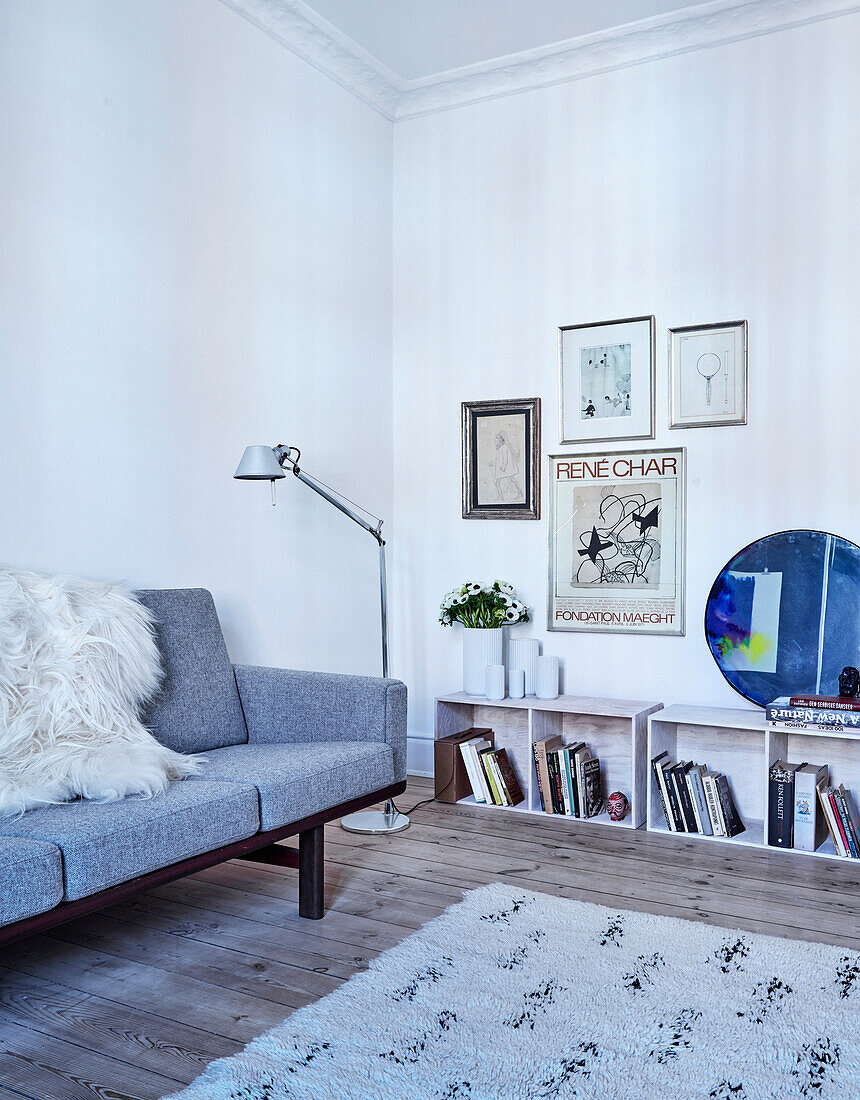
[704,530,860,707]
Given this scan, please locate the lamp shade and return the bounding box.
[234,445,285,480]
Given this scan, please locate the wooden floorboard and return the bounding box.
[1,774,859,1098]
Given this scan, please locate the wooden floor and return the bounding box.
[1,774,859,1099]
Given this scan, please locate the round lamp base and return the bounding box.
[340,808,410,834]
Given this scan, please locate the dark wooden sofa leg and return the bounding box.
[299,824,325,920]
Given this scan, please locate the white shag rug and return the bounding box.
[0,566,199,817]
[164,883,860,1100]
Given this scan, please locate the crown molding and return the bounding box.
[220,0,860,122]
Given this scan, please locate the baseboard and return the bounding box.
[407,735,434,777]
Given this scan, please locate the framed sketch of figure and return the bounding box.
[668,320,748,428]
[462,398,540,519]
[559,316,655,445]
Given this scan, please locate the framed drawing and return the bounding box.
[558,316,655,445]
[548,447,685,635]
[462,397,540,520]
[669,320,748,428]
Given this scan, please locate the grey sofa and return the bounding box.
[0,588,407,942]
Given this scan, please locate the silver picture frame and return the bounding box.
[668,320,748,429]
[461,397,541,520]
[558,315,656,445]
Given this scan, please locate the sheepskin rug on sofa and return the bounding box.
[0,567,199,817]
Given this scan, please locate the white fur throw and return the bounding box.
[0,567,201,818]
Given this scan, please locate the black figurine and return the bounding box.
[838,666,860,698]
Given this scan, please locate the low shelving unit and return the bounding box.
[647,704,860,862]
[435,692,663,829]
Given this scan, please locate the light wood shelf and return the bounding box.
[648,705,860,863]
[435,693,663,829]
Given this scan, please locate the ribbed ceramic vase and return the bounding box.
[509,638,540,695]
[462,627,504,696]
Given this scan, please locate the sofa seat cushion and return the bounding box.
[0,837,64,926]
[0,779,260,901]
[194,741,395,830]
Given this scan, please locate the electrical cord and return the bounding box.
[390,758,457,817]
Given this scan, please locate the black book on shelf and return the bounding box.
[552,752,567,814]
[715,774,746,837]
[768,760,801,848]
[662,758,685,831]
[567,742,586,817]
[672,761,698,832]
[581,757,603,818]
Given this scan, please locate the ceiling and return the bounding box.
[303,0,711,81]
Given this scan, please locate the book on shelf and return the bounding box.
[574,746,593,816]
[768,760,804,848]
[832,785,860,857]
[479,747,505,805]
[581,756,603,818]
[459,735,494,804]
[557,748,572,815]
[650,752,675,831]
[687,765,713,836]
[532,736,562,813]
[789,694,860,712]
[766,699,860,729]
[817,782,847,856]
[715,774,745,837]
[651,755,744,837]
[546,749,565,814]
[793,763,828,853]
[565,744,584,817]
[493,748,525,807]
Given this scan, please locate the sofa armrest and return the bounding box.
[233,666,408,781]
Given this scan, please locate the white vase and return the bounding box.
[485,664,505,701]
[508,668,525,699]
[462,627,504,696]
[510,638,540,695]
[536,655,560,700]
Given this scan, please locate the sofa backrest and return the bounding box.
[136,588,248,754]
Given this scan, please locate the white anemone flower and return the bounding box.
[467,582,483,594]
[505,607,519,622]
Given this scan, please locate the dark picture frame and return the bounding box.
[462,397,541,520]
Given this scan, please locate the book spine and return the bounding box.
[495,749,525,807]
[481,751,503,805]
[532,743,546,812]
[688,769,713,836]
[564,749,578,818]
[830,791,853,856]
[703,775,726,836]
[535,743,554,813]
[768,770,793,848]
[546,751,562,813]
[558,750,572,815]
[793,772,817,852]
[650,757,673,830]
[715,775,746,837]
[766,704,860,727]
[833,791,858,857]
[674,765,698,832]
[790,695,860,711]
[817,785,846,856]
[470,744,493,804]
[489,753,511,806]
[459,743,485,803]
[768,719,851,732]
[664,767,685,831]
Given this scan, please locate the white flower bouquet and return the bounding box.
[439,581,530,628]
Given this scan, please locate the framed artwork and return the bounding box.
[461,397,540,520]
[558,316,655,445]
[548,447,686,635]
[668,320,748,428]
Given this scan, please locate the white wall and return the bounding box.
[0,0,393,675]
[392,14,860,766]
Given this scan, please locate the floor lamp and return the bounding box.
[234,444,409,834]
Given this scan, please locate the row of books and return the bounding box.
[651,752,745,837]
[768,760,860,857]
[458,733,525,807]
[767,695,860,732]
[532,737,602,817]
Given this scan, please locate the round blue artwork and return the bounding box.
[705,530,860,707]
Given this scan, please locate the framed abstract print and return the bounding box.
[461,397,540,520]
[668,320,748,428]
[548,448,685,635]
[558,316,655,444]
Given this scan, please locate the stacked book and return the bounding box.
[766,694,860,732]
[458,734,525,807]
[651,753,745,837]
[532,737,604,817]
[768,759,860,857]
